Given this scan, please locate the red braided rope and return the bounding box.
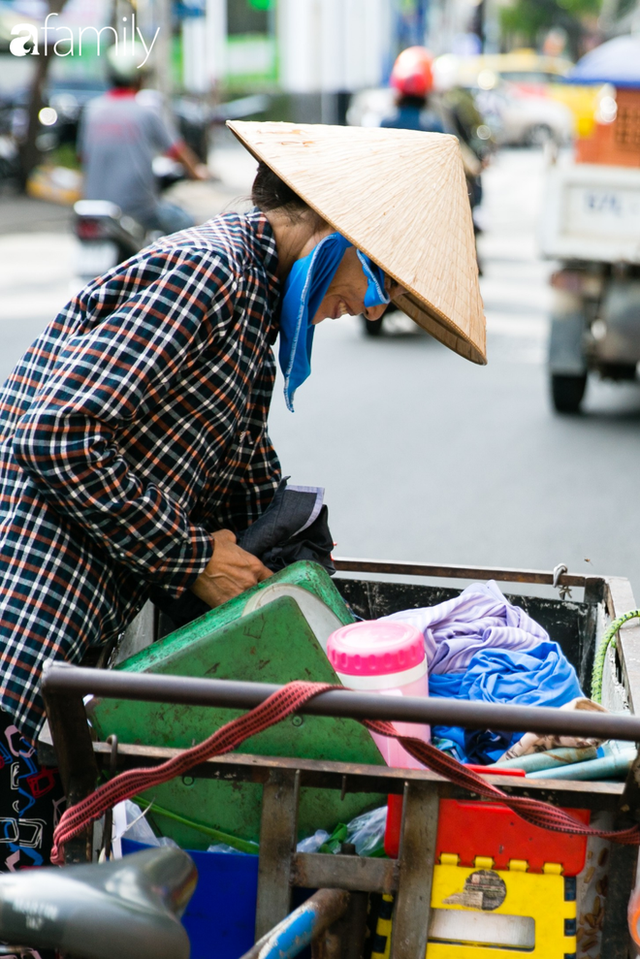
[51,681,640,864]
[366,719,640,844]
[51,681,329,863]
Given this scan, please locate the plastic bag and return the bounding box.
[346,806,387,858]
[207,843,250,855]
[121,799,159,845]
[120,799,178,847]
[297,830,330,853]
[298,807,388,858]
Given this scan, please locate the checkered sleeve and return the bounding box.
[11,247,234,593]
[218,427,282,534]
[208,349,281,532]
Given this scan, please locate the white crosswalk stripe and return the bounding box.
[478,149,557,363]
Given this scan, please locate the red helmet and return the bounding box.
[390,46,434,97]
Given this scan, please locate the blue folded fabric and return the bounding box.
[429,641,583,764]
[279,234,390,411]
[356,250,390,310]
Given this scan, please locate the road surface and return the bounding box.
[1,147,639,600]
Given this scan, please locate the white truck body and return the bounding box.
[540,161,640,264]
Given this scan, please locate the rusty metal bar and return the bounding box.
[333,557,588,587]
[310,845,369,959]
[326,848,369,959]
[89,741,626,810]
[600,751,640,956]
[241,888,350,959]
[42,682,97,864]
[390,782,440,959]
[291,852,397,893]
[42,664,640,742]
[255,769,299,941]
[600,842,639,957]
[606,576,640,716]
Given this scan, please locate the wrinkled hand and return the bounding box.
[191,529,272,608]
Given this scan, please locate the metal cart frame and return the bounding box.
[41,559,640,959]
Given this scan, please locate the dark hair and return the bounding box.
[251,162,324,226]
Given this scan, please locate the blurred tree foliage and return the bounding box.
[500,0,601,58]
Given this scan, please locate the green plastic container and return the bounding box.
[89,563,386,848]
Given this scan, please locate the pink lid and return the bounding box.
[327,621,425,677]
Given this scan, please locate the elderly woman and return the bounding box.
[0,121,484,867]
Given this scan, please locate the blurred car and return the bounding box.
[46,77,109,148]
[0,93,20,190]
[442,50,600,139]
[450,50,573,88]
[347,86,495,149]
[348,81,572,148]
[8,76,271,163]
[475,85,574,146]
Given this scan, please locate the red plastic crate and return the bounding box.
[385,767,590,875]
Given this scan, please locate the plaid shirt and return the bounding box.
[0,210,282,739]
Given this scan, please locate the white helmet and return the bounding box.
[106,43,149,84]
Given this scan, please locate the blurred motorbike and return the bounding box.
[73,156,186,284]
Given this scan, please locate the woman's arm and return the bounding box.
[12,247,253,597]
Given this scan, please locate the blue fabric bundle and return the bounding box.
[278,232,390,411]
[429,642,583,764]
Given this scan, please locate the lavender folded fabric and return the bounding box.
[382,580,550,674]
[382,581,583,763]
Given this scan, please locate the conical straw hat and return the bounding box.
[227,120,486,364]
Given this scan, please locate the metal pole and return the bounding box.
[42,664,640,742]
[332,557,587,587]
[239,888,350,959]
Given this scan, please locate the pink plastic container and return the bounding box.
[326,620,430,770]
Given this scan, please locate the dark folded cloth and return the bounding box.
[149,479,334,630]
[238,478,334,575]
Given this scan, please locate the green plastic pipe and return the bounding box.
[490,745,598,773]
[526,743,637,781]
[132,795,259,854]
[591,609,640,703]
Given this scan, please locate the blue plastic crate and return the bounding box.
[122,839,259,959]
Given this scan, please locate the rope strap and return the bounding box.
[591,609,640,703]
[51,681,640,864]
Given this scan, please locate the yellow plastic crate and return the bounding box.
[372,857,576,958]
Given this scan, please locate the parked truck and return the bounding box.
[540,40,640,414]
[540,156,640,413]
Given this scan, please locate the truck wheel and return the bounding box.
[361,315,384,337]
[550,373,587,413]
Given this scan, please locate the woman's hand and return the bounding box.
[190,529,272,608]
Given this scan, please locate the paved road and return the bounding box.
[1,147,639,600]
[269,149,640,598]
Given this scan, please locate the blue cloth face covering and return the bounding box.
[278,232,390,411]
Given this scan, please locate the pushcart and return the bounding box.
[40,558,640,959]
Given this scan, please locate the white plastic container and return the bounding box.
[326,620,430,770]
